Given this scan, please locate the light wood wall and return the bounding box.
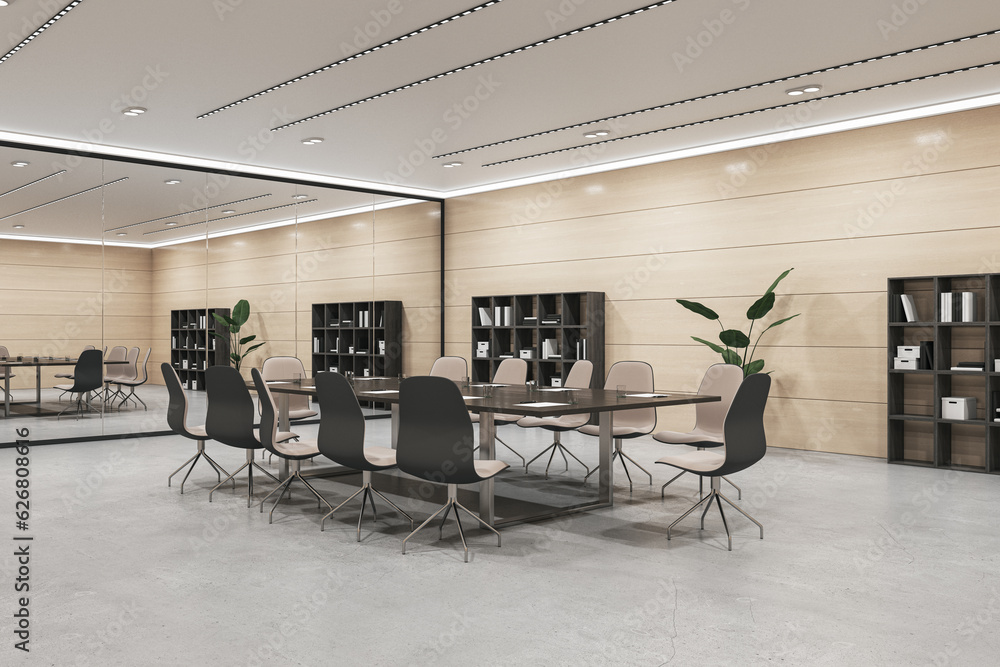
[149,202,441,382]
[443,106,1000,458]
[0,240,153,389]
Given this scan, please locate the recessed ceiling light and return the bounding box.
[301,137,324,145]
[221,210,236,214]
[786,84,822,96]
[583,129,610,138]
[0,2,9,8]
[116,232,127,237]
[292,194,308,200]
[164,179,181,185]
[10,161,28,167]
[442,161,463,168]
[12,224,24,229]
[802,85,822,93]
[122,106,147,116]
[165,221,178,226]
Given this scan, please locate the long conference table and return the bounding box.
[0,356,127,418]
[265,376,719,527]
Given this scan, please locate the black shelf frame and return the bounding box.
[170,308,230,391]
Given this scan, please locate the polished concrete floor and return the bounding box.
[3,417,999,665]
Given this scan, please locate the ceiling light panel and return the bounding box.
[0,1,85,66]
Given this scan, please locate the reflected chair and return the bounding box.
[578,361,657,491]
[397,376,508,562]
[656,373,770,551]
[315,371,413,541]
[206,366,280,507]
[0,346,14,400]
[470,357,528,466]
[116,348,151,410]
[517,360,594,477]
[54,349,103,419]
[101,345,127,402]
[429,356,468,382]
[251,369,332,523]
[653,363,744,499]
[55,344,95,398]
[162,363,232,494]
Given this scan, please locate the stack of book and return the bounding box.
[949,361,985,371]
[522,316,538,326]
[541,314,561,325]
[940,291,977,322]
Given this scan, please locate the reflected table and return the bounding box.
[264,376,719,526]
[0,357,127,418]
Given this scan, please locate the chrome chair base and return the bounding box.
[168,440,233,494]
[321,470,414,541]
[524,432,591,478]
[661,471,742,500]
[209,449,281,507]
[57,393,99,419]
[666,477,763,551]
[258,460,333,524]
[402,484,501,563]
[116,387,147,411]
[583,439,652,490]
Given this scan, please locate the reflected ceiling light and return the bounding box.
[122,106,147,116]
[0,2,9,7]
[12,224,24,229]
[786,84,822,96]
[165,221,178,226]
[442,161,463,168]
[221,210,236,214]
[292,194,309,199]
[116,232,127,236]
[583,129,610,138]
[301,137,324,145]
[164,179,181,185]
[10,161,28,167]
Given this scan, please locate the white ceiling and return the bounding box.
[1,0,999,244]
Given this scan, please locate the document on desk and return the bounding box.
[626,393,670,398]
[363,389,399,394]
[514,402,570,408]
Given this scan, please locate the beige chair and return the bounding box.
[654,363,744,499]
[429,356,468,382]
[101,345,128,402]
[578,360,656,490]
[115,347,151,410]
[260,356,318,420]
[0,346,15,398]
[470,358,528,466]
[517,360,594,477]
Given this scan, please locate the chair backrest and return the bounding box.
[715,373,771,477]
[205,365,259,450]
[250,368,282,456]
[315,372,369,469]
[82,345,96,351]
[261,356,310,413]
[105,346,127,380]
[161,363,196,439]
[605,361,656,432]
[121,346,140,382]
[0,346,10,379]
[565,360,594,389]
[396,376,481,485]
[493,358,527,384]
[693,363,744,437]
[429,356,468,382]
[133,348,151,384]
[69,349,104,393]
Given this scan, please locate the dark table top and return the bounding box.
[0,357,128,367]
[262,376,719,417]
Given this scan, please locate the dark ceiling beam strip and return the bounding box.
[483,60,1000,167]
[105,194,274,232]
[0,170,66,199]
[271,0,681,131]
[198,0,506,119]
[142,200,317,235]
[0,177,127,221]
[437,28,1000,158]
[0,0,86,66]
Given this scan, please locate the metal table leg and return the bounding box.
[278,393,290,479]
[598,411,614,506]
[478,412,496,526]
[391,403,399,448]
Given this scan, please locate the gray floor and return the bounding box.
[3,418,999,665]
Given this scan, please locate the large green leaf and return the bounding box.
[759,313,801,334]
[677,299,719,321]
[232,299,251,327]
[746,292,775,320]
[243,342,265,357]
[211,312,235,328]
[230,352,240,363]
[719,329,750,348]
[239,335,256,345]
[764,268,794,294]
[721,349,742,366]
[208,331,226,340]
[745,359,765,375]
[691,336,725,353]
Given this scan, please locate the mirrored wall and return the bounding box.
[0,144,442,444]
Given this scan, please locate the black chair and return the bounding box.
[205,366,280,507]
[55,344,95,399]
[251,369,332,523]
[54,349,104,418]
[162,363,232,494]
[314,371,413,541]
[655,373,771,551]
[397,376,509,562]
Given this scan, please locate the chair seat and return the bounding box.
[273,438,321,460]
[54,383,75,391]
[470,411,522,424]
[473,459,509,479]
[288,408,319,420]
[54,372,74,378]
[656,449,726,473]
[253,428,298,444]
[517,414,588,431]
[187,424,208,438]
[577,423,650,439]
[362,445,397,468]
[653,428,724,447]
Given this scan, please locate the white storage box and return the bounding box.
[896,345,920,358]
[550,378,562,387]
[941,397,976,421]
[519,349,536,359]
[893,357,918,370]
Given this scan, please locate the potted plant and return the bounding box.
[209,299,265,371]
[677,268,799,376]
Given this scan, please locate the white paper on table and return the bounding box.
[626,393,670,398]
[471,383,506,387]
[514,402,570,408]
[536,388,581,392]
[462,396,484,400]
[363,390,399,394]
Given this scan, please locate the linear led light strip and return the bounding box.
[272,0,680,131]
[482,60,1000,167]
[105,194,273,232]
[0,177,127,220]
[0,170,66,199]
[0,1,85,66]
[143,199,316,234]
[198,1,504,119]
[437,28,1000,158]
